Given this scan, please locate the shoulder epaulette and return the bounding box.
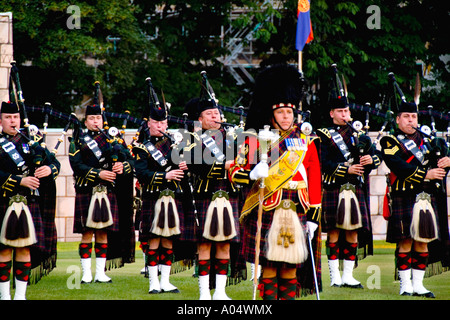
[317,128,331,140]
[132,143,149,154]
[380,135,400,156]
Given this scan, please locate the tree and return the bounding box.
[3,0,156,126]
[3,0,448,130]
[252,0,448,128]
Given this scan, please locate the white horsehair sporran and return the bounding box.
[0,194,37,247]
[410,192,438,243]
[203,190,237,241]
[336,182,362,230]
[151,189,181,237]
[266,199,308,264]
[86,184,113,229]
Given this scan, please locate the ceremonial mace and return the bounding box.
[252,125,273,300]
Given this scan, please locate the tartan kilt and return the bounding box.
[183,193,241,244]
[73,192,119,233]
[38,180,58,260]
[0,198,45,251]
[240,188,322,296]
[138,196,186,242]
[321,186,371,233]
[241,189,309,268]
[386,192,438,243]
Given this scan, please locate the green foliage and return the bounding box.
[2,0,448,130]
[3,0,155,125]
[307,0,448,114]
[247,0,448,128]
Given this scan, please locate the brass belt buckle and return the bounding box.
[9,194,27,206]
[92,184,107,194]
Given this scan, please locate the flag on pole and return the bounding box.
[295,0,314,51]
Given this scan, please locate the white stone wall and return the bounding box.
[46,129,78,242]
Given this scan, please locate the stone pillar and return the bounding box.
[0,12,13,103]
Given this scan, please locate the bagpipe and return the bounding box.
[137,76,200,226]
[91,81,132,165]
[328,66,450,151]
[200,68,313,138]
[18,68,313,160]
[362,69,448,196]
[384,71,448,166]
[330,64,373,162]
[131,77,166,146]
[8,62,139,160]
[8,62,50,169]
[411,121,448,194]
[8,62,449,164]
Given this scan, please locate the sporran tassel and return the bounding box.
[410,192,438,243]
[418,210,436,239]
[17,210,30,239]
[222,206,232,237]
[209,207,219,237]
[337,198,346,225]
[335,183,362,230]
[0,196,37,247]
[150,190,181,237]
[167,202,176,228]
[202,190,236,241]
[99,197,110,222]
[92,199,102,222]
[86,186,113,229]
[157,203,166,229]
[5,210,19,240]
[350,197,360,225]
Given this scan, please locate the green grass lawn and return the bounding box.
[23,241,449,301]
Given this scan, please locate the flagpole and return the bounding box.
[298,51,303,73]
[296,0,314,120]
[298,50,303,122]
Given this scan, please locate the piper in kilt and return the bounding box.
[380,101,450,297]
[182,86,241,300]
[69,103,133,284]
[230,64,322,300]
[317,89,381,289]
[133,80,189,294]
[0,101,60,300]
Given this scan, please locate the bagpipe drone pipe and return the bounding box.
[330,64,375,164]
[347,71,450,148]
[11,62,446,160]
[21,97,449,161]
[7,56,447,157]
[12,63,448,162]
